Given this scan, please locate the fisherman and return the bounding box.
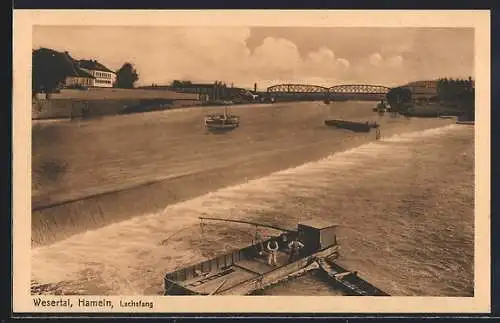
[288,237,305,263]
[266,239,279,267]
[254,228,264,256]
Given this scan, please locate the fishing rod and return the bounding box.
[198,217,294,233]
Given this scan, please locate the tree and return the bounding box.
[32,48,75,97]
[436,77,475,111]
[114,63,139,89]
[171,80,192,88]
[386,86,412,113]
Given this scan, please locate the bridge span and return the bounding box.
[266,84,391,101]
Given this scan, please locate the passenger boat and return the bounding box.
[204,106,240,130]
[163,217,388,296]
[324,119,380,133]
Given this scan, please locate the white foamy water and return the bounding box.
[31,124,473,296]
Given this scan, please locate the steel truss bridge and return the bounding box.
[266,84,391,101]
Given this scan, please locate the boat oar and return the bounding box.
[209,279,228,295]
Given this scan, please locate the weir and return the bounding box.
[31,103,457,248]
[31,122,473,296]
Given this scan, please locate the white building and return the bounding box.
[61,51,95,88]
[77,59,116,88]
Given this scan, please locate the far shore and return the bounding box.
[31,101,278,124]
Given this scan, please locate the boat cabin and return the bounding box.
[164,221,340,295]
[297,221,338,256]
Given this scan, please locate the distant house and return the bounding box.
[169,81,255,102]
[62,51,95,88]
[32,48,117,93]
[403,78,474,102]
[400,80,440,102]
[403,80,438,97]
[77,59,116,88]
[60,51,116,88]
[171,82,227,101]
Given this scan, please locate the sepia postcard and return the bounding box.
[13,10,490,314]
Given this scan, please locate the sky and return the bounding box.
[33,26,474,89]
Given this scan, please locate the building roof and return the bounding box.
[298,220,340,230]
[77,59,116,74]
[173,83,217,89]
[62,52,95,78]
[33,48,94,79]
[404,80,438,88]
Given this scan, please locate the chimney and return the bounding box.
[254,83,257,93]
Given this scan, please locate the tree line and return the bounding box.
[436,77,474,107]
[386,77,474,114]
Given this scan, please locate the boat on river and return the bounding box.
[372,101,391,113]
[163,217,388,296]
[204,106,240,130]
[324,119,380,133]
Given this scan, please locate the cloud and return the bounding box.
[33,26,354,88]
[337,58,350,69]
[386,55,403,68]
[249,37,301,79]
[344,53,409,87]
[369,53,383,66]
[368,53,404,69]
[33,26,473,89]
[166,30,355,87]
[287,47,350,85]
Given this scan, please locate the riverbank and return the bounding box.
[387,101,474,121]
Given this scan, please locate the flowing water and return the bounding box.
[31,101,474,296]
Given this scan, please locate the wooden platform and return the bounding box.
[236,251,290,274]
[180,250,292,294]
[163,220,387,296]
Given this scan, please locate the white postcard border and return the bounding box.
[13,9,491,314]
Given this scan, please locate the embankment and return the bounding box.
[32,88,201,120]
[32,98,202,120]
[36,87,200,100]
[32,101,455,247]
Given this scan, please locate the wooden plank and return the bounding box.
[199,217,294,232]
[233,264,262,275]
[189,268,255,295]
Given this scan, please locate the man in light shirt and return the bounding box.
[288,237,305,263]
[266,239,279,266]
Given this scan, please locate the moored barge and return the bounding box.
[164,218,388,296]
[324,119,380,133]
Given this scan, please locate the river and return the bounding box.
[31,101,474,296]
